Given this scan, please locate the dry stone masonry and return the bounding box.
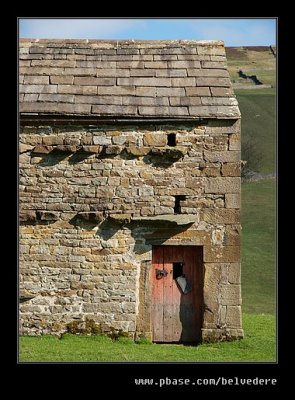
[19,39,243,342]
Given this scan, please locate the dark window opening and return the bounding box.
[174,195,186,214]
[173,262,184,280]
[167,133,176,147]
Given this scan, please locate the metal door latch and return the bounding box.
[156,268,168,279]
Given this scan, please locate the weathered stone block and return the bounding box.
[200,208,240,224]
[143,132,167,146]
[220,284,241,306]
[64,137,81,146]
[43,136,65,147]
[19,144,34,153]
[225,306,242,327]
[204,245,240,263]
[225,193,240,208]
[169,96,201,106]
[203,263,220,327]
[93,136,112,145]
[204,177,240,194]
[196,77,231,87]
[108,213,132,224]
[228,263,241,284]
[92,105,137,115]
[76,212,104,223]
[204,150,240,163]
[82,145,101,153]
[23,75,49,85]
[221,162,240,177]
[205,119,240,134]
[186,87,210,96]
[139,106,170,116]
[32,145,53,154]
[20,210,36,223]
[36,211,60,221]
[201,166,221,177]
[55,145,77,153]
[140,207,154,216]
[224,225,240,245]
[126,146,150,156]
[202,328,244,342]
[105,145,122,155]
[154,206,174,215]
[74,77,100,86]
[168,60,201,69]
[229,133,240,150]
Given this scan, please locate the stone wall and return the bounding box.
[19,120,243,340]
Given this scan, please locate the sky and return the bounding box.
[19,18,276,47]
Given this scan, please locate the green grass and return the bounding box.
[237,88,276,174]
[19,314,275,362]
[241,180,276,314]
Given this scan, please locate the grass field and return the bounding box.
[241,180,276,314]
[236,88,276,174]
[19,314,275,362]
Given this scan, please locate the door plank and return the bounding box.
[163,246,174,342]
[152,246,164,342]
[172,246,183,341]
[194,247,203,341]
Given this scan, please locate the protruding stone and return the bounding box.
[108,213,132,224]
[19,143,33,153]
[42,135,64,146]
[19,289,35,302]
[150,146,187,159]
[36,211,60,221]
[105,145,122,155]
[126,146,150,156]
[19,210,36,223]
[132,214,198,225]
[55,145,77,153]
[81,145,101,153]
[143,132,167,146]
[76,212,104,223]
[32,145,53,154]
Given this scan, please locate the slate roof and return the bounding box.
[19,39,240,119]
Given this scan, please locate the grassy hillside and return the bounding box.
[241,180,276,314]
[226,46,276,88]
[236,88,276,174]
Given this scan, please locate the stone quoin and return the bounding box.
[19,39,243,342]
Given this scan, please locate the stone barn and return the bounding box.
[19,39,243,342]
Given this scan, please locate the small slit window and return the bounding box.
[167,133,176,147]
[173,262,183,280]
[174,195,186,214]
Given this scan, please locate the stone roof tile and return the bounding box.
[19,39,240,119]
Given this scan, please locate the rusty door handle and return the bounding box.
[156,269,168,279]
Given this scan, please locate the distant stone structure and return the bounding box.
[19,39,243,342]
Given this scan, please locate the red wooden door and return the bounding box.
[152,246,203,343]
